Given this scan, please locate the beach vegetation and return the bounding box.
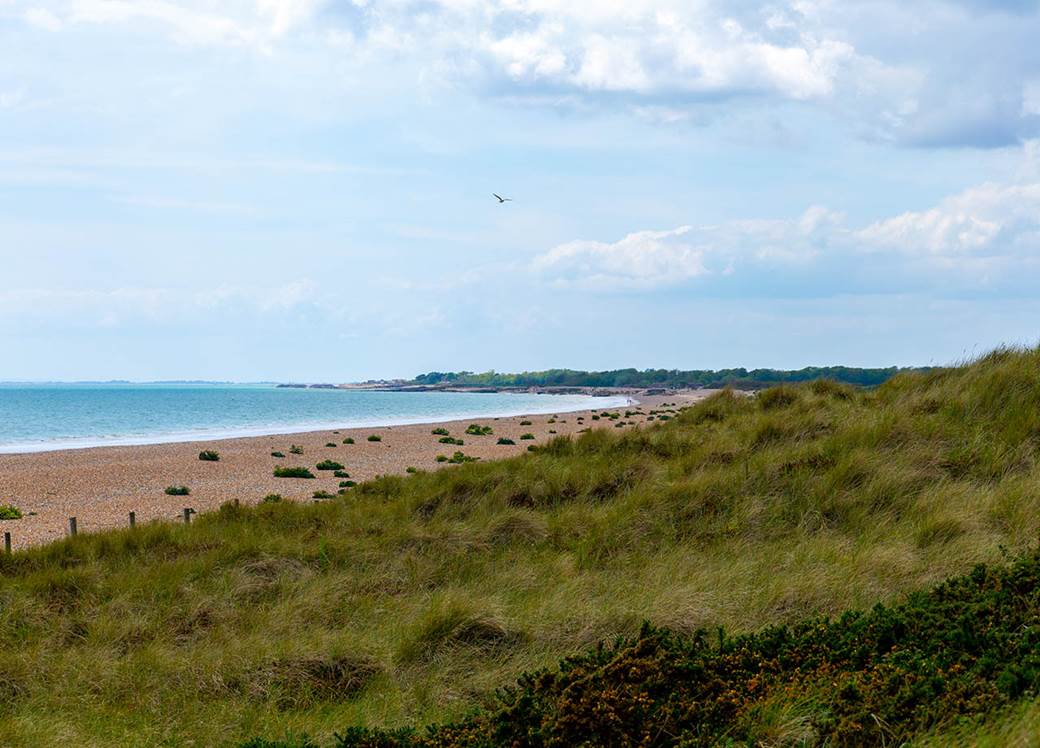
[273,467,315,479]
[289,445,304,455]
[312,491,335,499]
[437,437,463,445]
[261,494,283,504]
[367,435,382,442]
[315,460,345,471]
[325,443,337,448]
[519,433,535,440]
[519,420,532,426]
[496,438,515,445]
[271,451,286,458]
[343,438,355,445]
[163,486,190,496]
[446,451,477,464]
[0,504,23,520]
[431,428,449,436]
[333,470,350,479]
[464,424,493,436]
[198,450,220,462]
[405,467,418,474]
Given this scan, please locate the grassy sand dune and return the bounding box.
[2,347,1040,745]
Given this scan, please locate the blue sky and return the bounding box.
[1,0,1039,381]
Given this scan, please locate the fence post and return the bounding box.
[129,511,136,528]
[183,508,193,524]
[68,517,77,536]
[3,532,10,554]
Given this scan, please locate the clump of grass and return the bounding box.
[270,451,286,458]
[465,424,493,436]
[334,470,351,478]
[340,481,357,489]
[367,435,382,442]
[315,460,344,471]
[447,451,477,464]
[497,438,516,445]
[406,467,418,474]
[261,494,283,504]
[198,450,220,462]
[431,428,450,436]
[435,455,448,463]
[519,433,535,440]
[343,437,355,445]
[164,486,190,496]
[312,491,334,499]
[397,597,521,664]
[438,436,464,445]
[0,504,23,520]
[324,442,337,448]
[289,445,304,455]
[519,420,533,426]
[273,467,315,479]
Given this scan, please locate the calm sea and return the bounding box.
[0,384,630,454]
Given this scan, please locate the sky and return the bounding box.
[1,0,1039,381]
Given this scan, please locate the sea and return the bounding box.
[0,383,631,454]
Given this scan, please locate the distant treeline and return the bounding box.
[412,366,925,390]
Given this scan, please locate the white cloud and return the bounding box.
[533,168,1040,290]
[24,7,63,31]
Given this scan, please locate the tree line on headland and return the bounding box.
[412,365,926,390]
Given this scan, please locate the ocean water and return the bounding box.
[0,384,630,454]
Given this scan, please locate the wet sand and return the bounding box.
[0,393,710,550]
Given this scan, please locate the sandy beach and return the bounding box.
[0,392,709,550]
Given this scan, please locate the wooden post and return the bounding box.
[3,532,10,554]
[68,517,77,536]
[183,508,192,524]
[128,511,136,528]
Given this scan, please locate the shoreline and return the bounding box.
[0,391,712,550]
[0,392,635,455]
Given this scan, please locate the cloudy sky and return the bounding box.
[1,0,1039,380]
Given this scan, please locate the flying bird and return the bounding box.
[492,193,512,203]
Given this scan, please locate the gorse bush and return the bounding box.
[198,450,220,462]
[323,549,1040,747]
[164,486,189,496]
[273,467,315,479]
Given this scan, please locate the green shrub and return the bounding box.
[435,455,448,463]
[431,428,449,436]
[164,486,190,496]
[406,467,418,473]
[325,442,337,448]
[312,491,334,499]
[289,445,304,455]
[270,451,286,458]
[198,450,220,462]
[343,437,355,445]
[591,415,600,420]
[340,480,356,488]
[497,438,516,445]
[447,451,477,464]
[315,460,345,471]
[520,420,533,426]
[273,467,315,479]
[465,424,493,436]
[0,505,23,520]
[367,435,382,442]
[438,437,463,445]
[519,433,535,440]
[333,470,351,478]
[261,494,283,504]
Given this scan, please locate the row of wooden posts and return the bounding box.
[2,507,197,553]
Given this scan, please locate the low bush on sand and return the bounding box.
[367,435,382,443]
[198,450,220,462]
[315,460,344,471]
[164,486,190,496]
[273,467,315,479]
[496,438,516,445]
[465,424,493,436]
[0,505,23,520]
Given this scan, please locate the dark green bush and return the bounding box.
[273,467,315,479]
[289,445,304,455]
[261,494,282,504]
[465,424,493,436]
[367,435,382,442]
[164,486,190,496]
[497,438,516,445]
[519,433,535,440]
[447,451,477,464]
[325,442,337,448]
[406,467,418,473]
[519,420,532,426]
[198,450,220,462]
[435,455,448,463]
[271,451,286,458]
[334,470,351,478]
[431,428,449,436]
[315,460,344,471]
[343,438,355,445]
[438,437,463,445]
[312,491,334,499]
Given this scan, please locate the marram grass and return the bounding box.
[3,346,1040,746]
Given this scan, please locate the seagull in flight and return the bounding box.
[492,193,512,203]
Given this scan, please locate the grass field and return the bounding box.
[3,346,1040,746]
